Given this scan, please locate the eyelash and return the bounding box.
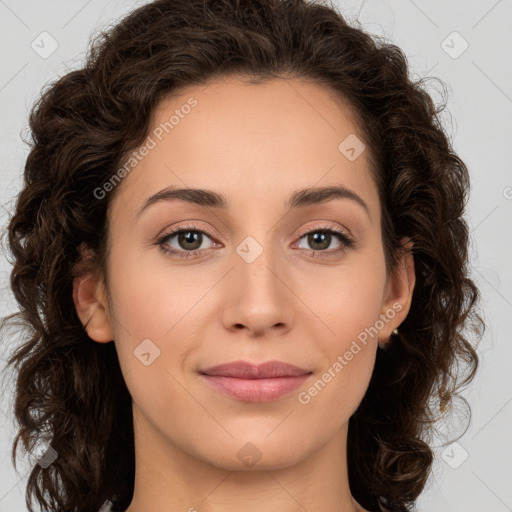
[155,223,356,260]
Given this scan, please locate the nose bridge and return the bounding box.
[221,230,294,333]
[234,232,282,298]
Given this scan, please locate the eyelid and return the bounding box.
[156,222,219,242]
[296,221,352,240]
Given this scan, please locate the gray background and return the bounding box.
[0,0,511,510]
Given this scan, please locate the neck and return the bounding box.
[124,409,367,512]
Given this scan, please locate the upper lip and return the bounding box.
[199,360,312,379]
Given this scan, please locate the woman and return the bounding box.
[0,0,483,511]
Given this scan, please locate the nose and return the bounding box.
[220,239,296,337]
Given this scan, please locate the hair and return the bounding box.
[0,0,484,511]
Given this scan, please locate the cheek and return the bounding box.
[300,290,380,428]
[308,258,387,343]
[299,254,385,411]
[107,243,213,341]
[298,344,376,438]
[105,246,216,395]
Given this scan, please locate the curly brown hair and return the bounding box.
[0,0,483,511]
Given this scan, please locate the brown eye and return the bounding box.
[295,225,356,258]
[156,225,218,259]
[306,232,332,251]
[175,231,203,251]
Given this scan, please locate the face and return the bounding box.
[74,77,414,473]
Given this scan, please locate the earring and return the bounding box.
[378,328,399,350]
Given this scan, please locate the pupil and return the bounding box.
[309,232,329,250]
[180,231,201,250]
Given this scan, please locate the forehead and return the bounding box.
[110,77,379,221]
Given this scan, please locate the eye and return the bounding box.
[156,224,218,259]
[294,224,355,257]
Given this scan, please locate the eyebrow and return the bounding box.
[135,184,371,219]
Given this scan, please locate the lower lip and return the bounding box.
[200,374,312,402]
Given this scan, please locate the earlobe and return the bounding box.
[72,270,114,343]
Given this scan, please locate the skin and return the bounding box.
[73,77,415,512]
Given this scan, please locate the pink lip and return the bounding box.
[199,360,313,402]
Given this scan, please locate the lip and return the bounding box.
[199,360,313,402]
[200,360,311,378]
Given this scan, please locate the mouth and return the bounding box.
[198,360,313,402]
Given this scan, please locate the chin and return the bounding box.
[194,435,314,472]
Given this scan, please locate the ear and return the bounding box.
[72,245,114,343]
[377,237,416,344]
